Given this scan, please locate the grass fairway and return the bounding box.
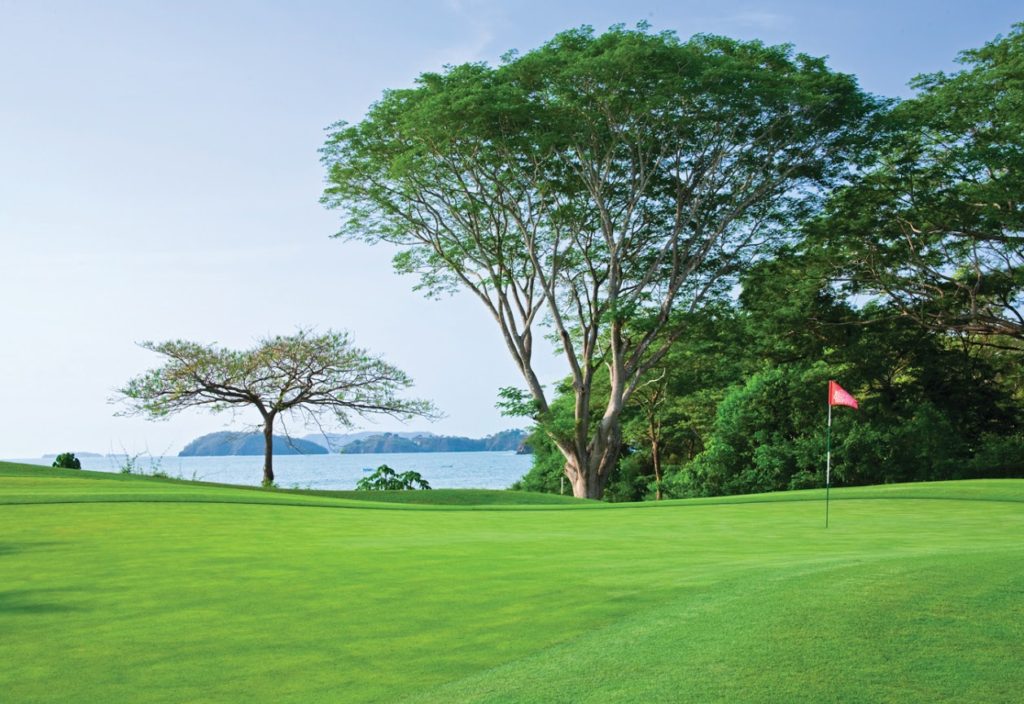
[1,462,1021,702]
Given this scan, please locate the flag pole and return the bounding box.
[826,388,832,529]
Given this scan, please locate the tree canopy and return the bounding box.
[812,23,1024,346]
[322,24,875,498]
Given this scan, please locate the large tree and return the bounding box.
[813,24,1024,345]
[321,25,873,498]
[118,329,435,485]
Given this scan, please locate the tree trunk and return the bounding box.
[561,419,622,500]
[652,437,662,501]
[262,414,275,486]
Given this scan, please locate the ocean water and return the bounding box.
[13,451,534,490]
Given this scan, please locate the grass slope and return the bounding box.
[0,461,583,507]
[1,463,1021,703]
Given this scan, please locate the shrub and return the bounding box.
[960,434,1024,479]
[118,452,139,474]
[356,465,431,490]
[52,452,81,470]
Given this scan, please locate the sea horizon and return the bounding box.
[8,451,535,491]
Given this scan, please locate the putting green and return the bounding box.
[1,462,1021,702]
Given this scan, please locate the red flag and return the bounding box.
[829,380,858,410]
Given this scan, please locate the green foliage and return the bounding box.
[617,308,751,500]
[495,387,539,420]
[509,378,590,495]
[118,328,436,486]
[670,364,834,497]
[323,23,874,498]
[670,342,1022,498]
[811,23,1024,342]
[522,242,1023,500]
[510,426,567,494]
[961,434,1024,479]
[356,464,432,491]
[51,452,81,470]
[621,24,1024,501]
[119,329,434,424]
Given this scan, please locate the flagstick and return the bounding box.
[826,398,832,529]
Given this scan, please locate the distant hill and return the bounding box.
[179,432,328,457]
[301,431,433,452]
[340,429,531,454]
[340,434,423,453]
[179,429,532,456]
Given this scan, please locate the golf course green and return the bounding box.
[1,461,1021,703]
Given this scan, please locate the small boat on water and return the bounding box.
[361,467,374,473]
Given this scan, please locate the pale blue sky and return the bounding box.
[1,1,1020,457]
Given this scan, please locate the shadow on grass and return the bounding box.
[0,541,64,557]
[0,589,86,615]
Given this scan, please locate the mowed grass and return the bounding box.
[1,462,1021,703]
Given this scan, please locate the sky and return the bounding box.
[1,0,1021,458]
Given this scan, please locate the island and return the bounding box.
[179,431,328,456]
[177,429,531,456]
[337,429,530,454]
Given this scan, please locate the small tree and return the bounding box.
[356,464,432,490]
[52,452,81,469]
[117,329,436,485]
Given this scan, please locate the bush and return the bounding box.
[52,452,81,470]
[960,434,1024,479]
[510,428,566,494]
[672,365,834,497]
[356,465,431,490]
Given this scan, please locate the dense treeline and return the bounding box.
[516,256,1024,499]
[515,24,1024,500]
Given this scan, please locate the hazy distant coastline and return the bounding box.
[35,429,532,460]
[174,429,531,456]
